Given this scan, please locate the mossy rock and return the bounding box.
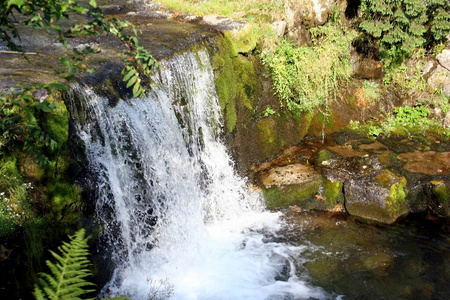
[262,181,321,209]
[344,169,409,224]
[323,180,344,209]
[425,180,450,217]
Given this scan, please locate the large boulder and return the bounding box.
[344,169,409,224]
[260,164,324,209]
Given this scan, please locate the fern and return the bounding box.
[33,229,95,300]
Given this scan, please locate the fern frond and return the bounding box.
[33,228,95,300]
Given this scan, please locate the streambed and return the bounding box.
[279,210,449,299]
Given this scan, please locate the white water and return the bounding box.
[71,50,326,299]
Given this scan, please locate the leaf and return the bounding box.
[122,69,135,82]
[89,0,97,9]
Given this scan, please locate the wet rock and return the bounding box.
[424,180,450,217]
[344,169,409,224]
[260,164,322,209]
[398,151,450,175]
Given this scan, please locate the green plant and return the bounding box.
[262,106,275,117]
[262,12,356,112]
[362,80,381,102]
[33,228,94,300]
[359,0,450,65]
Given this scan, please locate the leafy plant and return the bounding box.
[33,228,94,300]
[262,106,275,117]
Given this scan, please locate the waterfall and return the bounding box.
[70,50,326,299]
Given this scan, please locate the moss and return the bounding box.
[317,149,331,165]
[257,118,278,156]
[224,24,257,54]
[47,181,82,223]
[432,181,449,203]
[42,96,69,147]
[209,35,259,133]
[374,170,396,187]
[323,180,344,208]
[262,181,320,209]
[386,179,407,215]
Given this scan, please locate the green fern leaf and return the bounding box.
[33,229,95,300]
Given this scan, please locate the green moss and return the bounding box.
[42,96,69,146]
[209,35,260,133]
[431,180,449,202]
[224,24,257,54]
[386,178,407,215]
[47,181,81,222]
[262,181,320,209]
[323,180,344,208]
[317,149,331,165]
[257,118,278,156]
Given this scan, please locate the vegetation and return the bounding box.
[351,103,450,137]
[360,0,450,65]
[33,229,94,300]
[0,0,157,297]
[261,11,356,113]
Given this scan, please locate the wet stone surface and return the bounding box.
[252,131,450,223]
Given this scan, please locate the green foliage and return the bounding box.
[362,80,381,102]
[362,103,450,136]
[262,15,356,112]
[262,106,275,117]
[0,157,29,237]
[360,0,450,65]
[33,228,95,300]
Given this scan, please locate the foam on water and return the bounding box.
[70,50,327,300]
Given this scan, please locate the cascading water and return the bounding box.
[70,50,327,299]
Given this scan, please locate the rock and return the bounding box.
[424,180,450,218]
[272,21,287,42]
[344,169,409,224]
[351,51,384,79]
[284,0,335,27]
[260,164,323,209]
[284,0,336,45]
[445,111,450,128]
[427,65,450,97]
[201,15,244,31]
[398,151,450,175]
[436,49,450,70]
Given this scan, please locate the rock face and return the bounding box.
[284,0,336,45]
